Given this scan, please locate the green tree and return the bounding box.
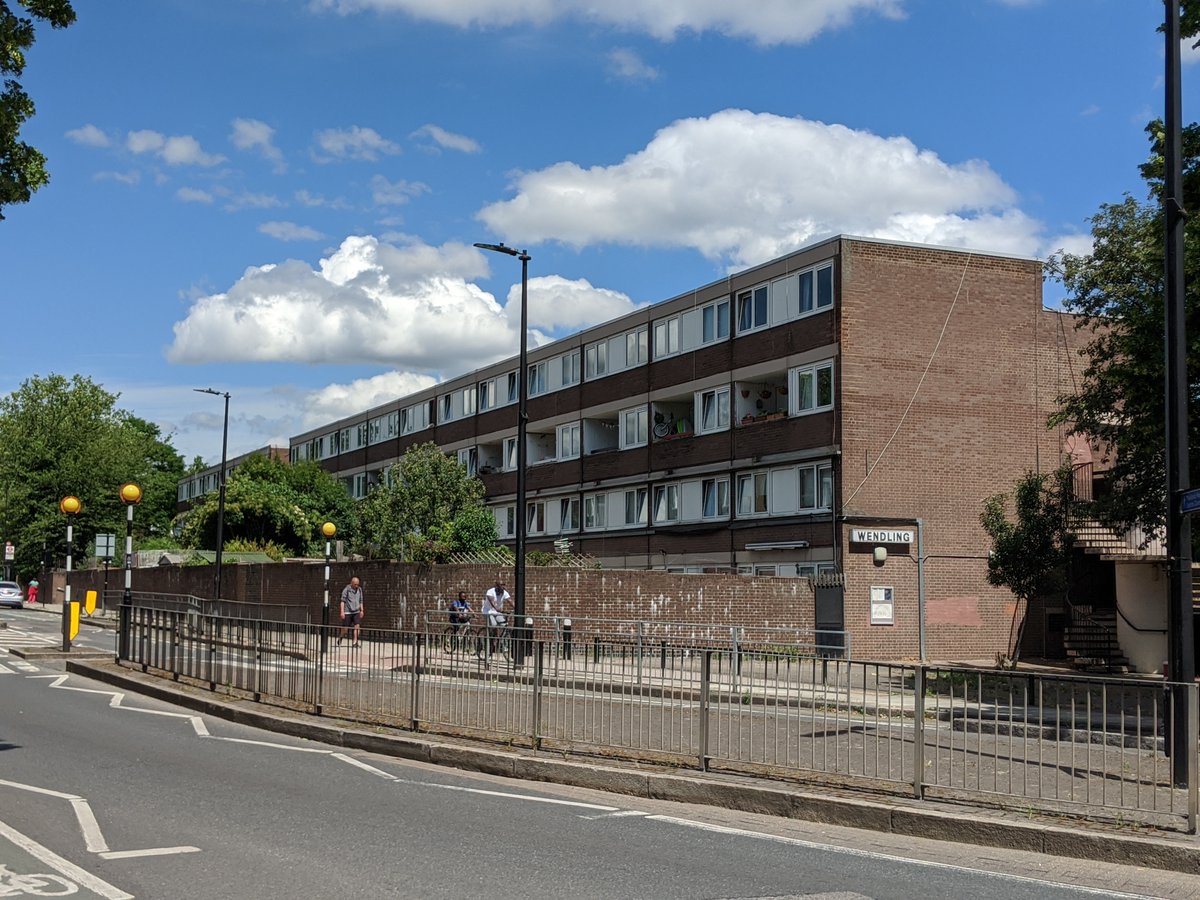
[358,442,496,562]
[0,373,184,582]
[981,466,1076,666]
[178,454,356,557]
[1,1,76,220]
[1048,121,1200,539]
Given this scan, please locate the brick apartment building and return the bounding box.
[262,236,1083,660]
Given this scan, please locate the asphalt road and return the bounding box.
[1,608,1197,900]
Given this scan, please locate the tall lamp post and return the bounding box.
[118,483,142,660]
[321,521,336,655]
[474,241,530,665]
[58,495,80,652]
[195,388,231,600]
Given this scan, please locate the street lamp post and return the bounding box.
[118,483,142,660]
[195,388,231,600]
[58,496,80,652]
[321,521,336,655]
[474,241,530,665]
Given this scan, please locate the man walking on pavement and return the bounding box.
[339,576,364,648]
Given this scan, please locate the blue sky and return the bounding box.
[3,0,1197,466]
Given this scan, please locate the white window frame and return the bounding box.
[653,483,681,524]
[623,487,648,527]
[653,315,680,360]
[557,422,581,460]
[559,497,580,533]
[503,437,518,471]
[585,342,608,379]
[528,361,549,397]
[526,500,547,535]
[583,493,606,531]
[790,360,835,415]
[736,284,769,334]
[696,386,731,434]
[457,447,478,476]
[736,471,769,517]
[701,477,730,519]
[701,298,730,345]
[561,350,581,387]
[620,406,648,449]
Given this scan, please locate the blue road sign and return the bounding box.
[1180,488,1200,514]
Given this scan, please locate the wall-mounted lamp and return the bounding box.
[873,546,887,566]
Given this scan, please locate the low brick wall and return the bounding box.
[52,561,818,636]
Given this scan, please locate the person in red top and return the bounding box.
[26,579,38,605]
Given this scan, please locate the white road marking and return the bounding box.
[0,779,200,860]
[643,816,1161,900]
[332,753,398,779]
[0,663,11,674]
[0,817,133,900]
[204,735,331,753]
[580,809,649,820]
[99,846,202,861]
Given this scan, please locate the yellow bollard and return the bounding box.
[69,602,80,640]
[84,589,97,616]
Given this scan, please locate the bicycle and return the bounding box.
[441,617,479,654]
[480,616,512,662]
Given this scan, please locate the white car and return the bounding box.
[0,581,23,609]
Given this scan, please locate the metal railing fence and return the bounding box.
[120,606,1199,833]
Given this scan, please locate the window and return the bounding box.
[557,422,581,460]
[561,350,581,387]
[496,505,515,538]
[701,299,730,344]
[791,361,834,414]
[356,423,368,448]
[479,379,495,411]
[528,361,548,397]
[620,406,648,449]
[623,487,648,526]
[506,371,518,404]
[526,501,546,535]
[627,328,648,366]
[503,437,518,471]
[799,263,835,313]
[457,447,478,476]
[387,411,399,437]
[697,386,730,434]
[401,402,430,435]
[368,417,384,444]
[736,472,769,516]
[584,493,606,530]
[702,477,730,518]
[653,315,680,359]
[559,497,580,532]
[653,484,680,524]
[441,394,453,423]
[819,464,833,509]
[585,342,607,379]
[737,285,768,333]
[352,473,367,499]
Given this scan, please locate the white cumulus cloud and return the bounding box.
[176,187,214,204]
[607,48,659,82]
[478,109,1049,268]
[169,236,500,372]
[411,124,482,153]
[66,124,110,147]
[509,275,642,333]
[126,129,226,166]
[313,0,904,45]
[370,175,430,206]
[231,117,286,171]
[313,126,402,162]
[259,221,326,241]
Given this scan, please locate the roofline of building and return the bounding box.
[290,235,1043,442]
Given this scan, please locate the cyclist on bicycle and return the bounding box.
[482,580,510,641]
[448,590,473,633]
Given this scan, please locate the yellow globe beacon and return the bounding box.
[59,495,82,516]
[321,522,337,539]
[119,483,143,504]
